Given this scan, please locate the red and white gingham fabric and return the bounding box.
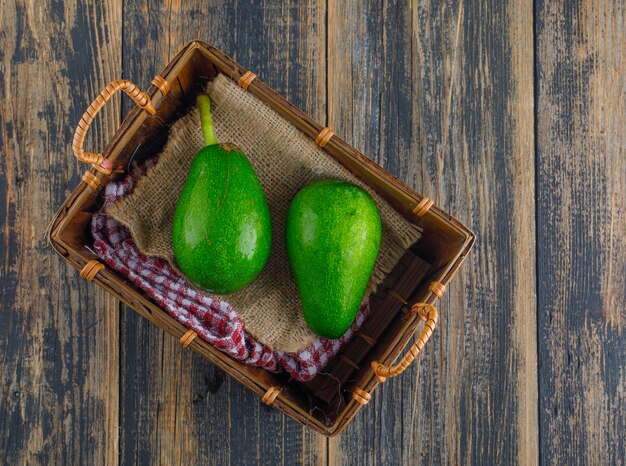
[91,161,369,382]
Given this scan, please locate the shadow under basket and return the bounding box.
[49,41,474,436]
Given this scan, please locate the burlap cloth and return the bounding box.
[107,74,421,353]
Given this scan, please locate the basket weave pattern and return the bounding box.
[50,41,474,435]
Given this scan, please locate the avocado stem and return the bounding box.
[196,93,217,147]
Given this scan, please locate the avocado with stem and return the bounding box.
[172,94,272,294]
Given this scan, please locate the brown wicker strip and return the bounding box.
[80,260,104,282]
[355,332,377,347]
[261,386,281,405]
[79,260,97,280]
[371,303,438,382]
[238,71,256,91]
[339,355,360,370]
[413,196,434,217]
[429,281,446,299]
[180,329,198,348]
[72,80,156,174]
[82,170,101,191]
[315,127,334,148]
[151,75,170,96]
[352,387,371,405]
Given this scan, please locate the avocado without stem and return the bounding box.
[172,94,272,294]
[286,179,382,338]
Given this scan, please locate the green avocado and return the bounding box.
[286,179,382,338]
[172,94,271,294]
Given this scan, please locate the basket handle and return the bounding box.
[72,80,156,174]
[370,303,438,382]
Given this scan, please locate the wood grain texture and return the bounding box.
[2,0,625,463]
[118,1,327,464]
[0,0,122,464]
[536,0,626,464]
[327,0,537,464]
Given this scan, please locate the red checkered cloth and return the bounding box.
[91,161,369,382]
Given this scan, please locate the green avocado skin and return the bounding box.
[172,143,272,294]
[286,179,382,339]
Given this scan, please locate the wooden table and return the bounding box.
[1,1,624,464]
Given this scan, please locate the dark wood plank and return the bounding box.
[0,1,122,464]
[118,1,327,464]
[536,1,626,464]
[327,0,537,464]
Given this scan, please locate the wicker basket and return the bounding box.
[48,41,474,436]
